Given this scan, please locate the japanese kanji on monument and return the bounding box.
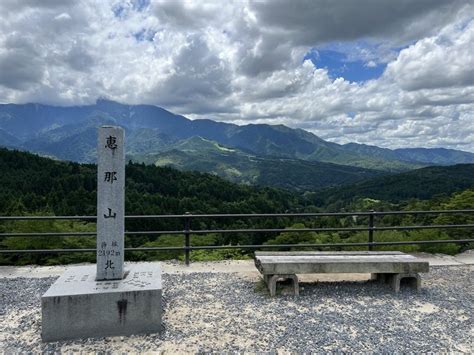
[40,126,162,342]
[97,126,125,280]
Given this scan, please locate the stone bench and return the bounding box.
[254,251,429,296]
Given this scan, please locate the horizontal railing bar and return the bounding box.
[1,224,473,238]
[0,248,97,254]
[178,239,474,250]
[184,224,474,234]
[0,216,97,221]
[1,239,472,254]
[125,230,186,236]
[0,231,185,237]
[129,210,474,218]
[1,209,473,221]
[0,232,98,237]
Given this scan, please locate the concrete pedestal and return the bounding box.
[41,263,162,342]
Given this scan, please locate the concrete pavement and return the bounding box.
[1,250,472,279]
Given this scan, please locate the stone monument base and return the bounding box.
[41,263,162,342]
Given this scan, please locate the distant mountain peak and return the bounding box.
[0,101,472,171]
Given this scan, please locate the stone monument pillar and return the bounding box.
[97,126,125,280]
[41,126,162,342]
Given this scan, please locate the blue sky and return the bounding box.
[303,40,408,83]
[305,48,387,83]
[133,28,156,42]
[113,0,150,17]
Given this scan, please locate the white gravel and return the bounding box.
[1,265,472,353]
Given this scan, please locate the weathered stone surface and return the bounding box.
[389,273,421,293]
[257,251,405,256]
[97,126,125,280]
[255,251,429,296]
[41,263,162,341]
[264,274,299,297]
[41,126,163,342]
[255,251,429,275]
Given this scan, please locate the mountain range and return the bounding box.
[135,136,386,190]
[1,99,473,191]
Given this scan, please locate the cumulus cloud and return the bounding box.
[386,19,474,91]
[251,0,465,44]
[147,34,234,113]
[0,0,473,151]
[0,33,44,90]
[152,0,223,30]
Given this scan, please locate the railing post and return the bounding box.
[184,212,191,266]
[368,210,375,251]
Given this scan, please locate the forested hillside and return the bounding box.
[0,148,307,265]
[315,164,474,210]
[136,136,384,191]
[0,148,472,265]
[0,148,303,217]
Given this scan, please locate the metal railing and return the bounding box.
[0,209,473,265]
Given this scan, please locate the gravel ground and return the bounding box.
[1,266,472,353]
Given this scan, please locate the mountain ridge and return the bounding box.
[1,100,473,177]
[343,142,474,165]
[135,135,385,190]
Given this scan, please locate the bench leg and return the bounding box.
[269,275,278,297]
[372,273,390,281]
[390,273,421,293]
[289,274,299,296]
[263,274,299,297]
[374,273,393,284]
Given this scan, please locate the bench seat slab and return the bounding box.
[255,254,429,275]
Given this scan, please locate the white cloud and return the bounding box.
[386,19,474,91]
[0,0,473,151]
